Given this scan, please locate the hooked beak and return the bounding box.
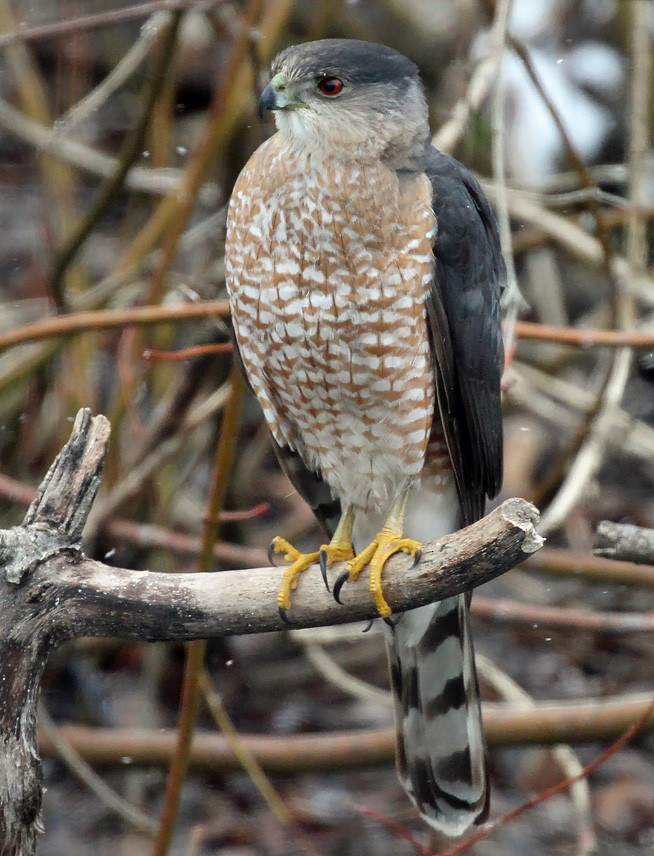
[258,72,305,119]
[258,83,280,119]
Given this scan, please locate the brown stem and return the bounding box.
[0,300,230,353]
[472,596,654,634]
[527,546,654,587]
[152,367,244,856]
[514,320,654,349]
[35,692,654,775]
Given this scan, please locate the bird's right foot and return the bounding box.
[271,536,354,623]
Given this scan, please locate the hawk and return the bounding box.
[225,39,504,835]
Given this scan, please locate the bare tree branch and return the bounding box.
[0,410,541,856]
[594,520,654,566]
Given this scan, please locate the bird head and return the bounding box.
[259,39,431,171]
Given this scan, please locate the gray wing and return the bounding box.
[386,151,502,835]
[425,147,505,526]
[231,331,341,537]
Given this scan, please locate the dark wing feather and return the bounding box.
[231,330,341,538]
[272,443,342,537]
[425,147,505,526]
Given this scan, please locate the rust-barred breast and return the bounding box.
[226,133,452,513]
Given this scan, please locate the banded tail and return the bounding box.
[384,595,488,836]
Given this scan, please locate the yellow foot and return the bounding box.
[333,528,422,618]
[270,536,354,621]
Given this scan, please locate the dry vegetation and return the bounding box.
[0,1,653,854]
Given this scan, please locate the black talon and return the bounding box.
[411,549,422,569]
[319,549,330,593]
[383,615,399,628]
[278,606,293,625]
[333,569,349,604]
[362,618,375,633]
[268,541,279,566]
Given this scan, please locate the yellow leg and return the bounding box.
[272,506,355,620]
[334,491,421,618]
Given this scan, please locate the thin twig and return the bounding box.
[477,656,595,855]
[110,0,294,284]
[38,703,157,836]
[0,95,183,193]
[514,321,654,349]
[0,469,269,568]
[198,669,293,824]
[626,1,651,279]
[537,0,649,534]
[526,546,654,587]
[483,187,654,306]
[87,380,232,540]
[489,0,522,360]
[50,10,183,298]
[56,12,170,133]
[538,349,632,535]
[483,13,634,536]
[145,0,261,304]
[295,638,391,705]
[0,206,225,396]
[511,362,654,469]
[151,368,245,856]
[0,0,81,309]
[0,0,215,46]
[0,300,231,353]
[437,699,654,856]
[472,597,654,634]
[433,0,507,154]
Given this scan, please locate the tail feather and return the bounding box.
[384,595,488,836]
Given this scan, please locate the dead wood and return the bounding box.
[0,409,542,856]
[594,519,654,566]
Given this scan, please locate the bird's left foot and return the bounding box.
[333,527,422,618]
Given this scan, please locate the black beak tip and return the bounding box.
[258,84,277,120]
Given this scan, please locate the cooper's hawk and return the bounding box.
[225,39,504,835]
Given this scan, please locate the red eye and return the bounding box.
[317,77,343,96]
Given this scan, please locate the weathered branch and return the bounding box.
[594,520,654,565]
[0,410,542,856]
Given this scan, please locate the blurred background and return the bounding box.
[0,0,653,854]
